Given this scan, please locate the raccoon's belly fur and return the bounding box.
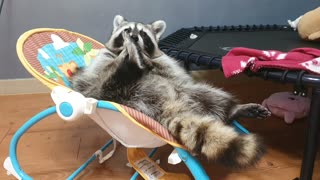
[71,49,265,169]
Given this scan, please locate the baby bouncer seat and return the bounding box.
[3,28,250,180]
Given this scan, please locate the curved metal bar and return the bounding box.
[280,70,289,83]
[296,70,306,88]
[175,147,210,180]
[232,120,250,134]
[195,55,203,66]
[9,102,118,180]
[175,50,185,60]
[9,106,57,180]
[184,52,194,71]
[8,99,252,180]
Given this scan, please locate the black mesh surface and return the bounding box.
[189,31,320,57]
[160,25,320,58]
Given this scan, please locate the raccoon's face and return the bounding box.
[105,15,166,58]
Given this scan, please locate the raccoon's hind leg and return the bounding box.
[228,103,271,120]
[186,84,271,123]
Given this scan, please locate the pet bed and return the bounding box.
[159,24,320,180]
[3,28,251,180]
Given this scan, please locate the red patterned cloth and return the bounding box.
[221,47,320,78]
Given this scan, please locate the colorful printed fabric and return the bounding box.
[37,34,99,87]
[221,47,320,78]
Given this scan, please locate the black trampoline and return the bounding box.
[159,25,320,180]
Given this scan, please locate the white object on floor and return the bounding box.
[168,149,182,165]
[3,157,21,180]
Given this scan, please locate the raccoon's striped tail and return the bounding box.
[168,114,265,168]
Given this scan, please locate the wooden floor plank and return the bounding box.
[0,128,10,144]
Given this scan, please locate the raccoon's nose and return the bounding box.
[131,35,139,42]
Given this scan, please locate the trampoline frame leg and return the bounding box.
[299,87,320,180]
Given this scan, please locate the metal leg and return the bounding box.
[300,87,320,180]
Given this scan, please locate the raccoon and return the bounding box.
[71,15,271,168]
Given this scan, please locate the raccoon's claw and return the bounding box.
[230,103,271,120]
[245,104,271,119]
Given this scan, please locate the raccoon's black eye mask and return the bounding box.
[139,30,147,38]
[124,28,132,33]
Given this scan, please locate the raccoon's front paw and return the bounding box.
[122,31,132,46]
[230,103,271,120]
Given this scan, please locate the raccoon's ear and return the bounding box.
[151,20,166,40]
[113,15,126,31]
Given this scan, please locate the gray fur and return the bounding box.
[71,15,270,168]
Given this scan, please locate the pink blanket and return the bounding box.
[221,47,320,78]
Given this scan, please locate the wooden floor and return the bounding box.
[0,71,319,180]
